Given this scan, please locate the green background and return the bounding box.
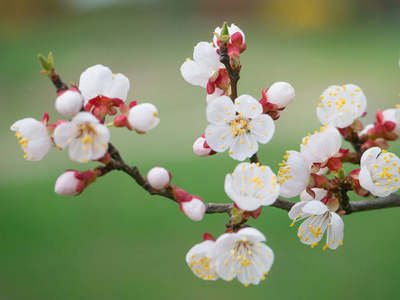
[1,0,400,299]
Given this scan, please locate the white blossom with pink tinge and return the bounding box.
[317,84,367,128]
[224,162,280,211]
[186,240,218,281]
[205,95,275,161]
[79,64,130,105]
[277,150,310,198]
[180,42,224,88]
[53,112,110,163]
[359,147,400,197]
[212,227,274,286]
[300,125,341,166]
[289,200,344,250]
[10,118,52,161]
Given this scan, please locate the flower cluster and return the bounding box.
[11,21,400,289]
[11,63,160,195]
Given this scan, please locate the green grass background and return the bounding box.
[1,1,400,299]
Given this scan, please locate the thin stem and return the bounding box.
[219,43,239,101]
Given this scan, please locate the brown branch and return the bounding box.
[219,43,239,101]
[43,60,400,218]
[350,194,400,213]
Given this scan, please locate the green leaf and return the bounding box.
[38,53,52,71]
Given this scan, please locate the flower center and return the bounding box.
[229,116,250,137]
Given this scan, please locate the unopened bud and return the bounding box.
[55,170,96,196]
[193,134,217,157]
[147,166,171,190]
[128,103,160,133]
[55,88,83,117]
[266,82,295,109]
[180,197,206,221]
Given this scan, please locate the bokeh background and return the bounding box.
[1,0,400,299]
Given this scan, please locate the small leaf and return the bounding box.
[38,53,51,71]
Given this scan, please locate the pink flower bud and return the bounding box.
[147,166,171,190]
[193,134,216,157]
[180,197,206,221]
[266,82,295,109]
[55,88,83,117]
[55,170,96,196]
[128,103,160,133]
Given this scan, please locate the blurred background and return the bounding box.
[1,0,400,299]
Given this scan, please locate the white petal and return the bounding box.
[53,122,77,149]
[206,95,236,125]
[235,227,267,243]
[302,200,329,215]
[234,95,262,119]
[326,212,344,249]
[193,42,223,72]
[180,60,209,88]
[360,147,381,168]
[69,139,91,162]
[79,64,112,104]
[229,133,258,161]
[103,73,130,101]
[205,124,233,152]
[300,188,327,202]
[72,112,100,124]
[249,114,275,144]
[288,201,308,220]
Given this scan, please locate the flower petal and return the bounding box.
[79,64,112,104]
[103,73,130,101]
[249,114,275,144]
[206,95,236,125]
[234,95,262,119]
[205,124,233,152]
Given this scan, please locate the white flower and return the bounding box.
[181,197,206,221]
[128,103,160,133]
[205,95,275,161]
[382,108,400,137]
[53,112,110,163]
[55,88,83,117]
[300,125,342,166]
[289,200,344,250]
[186,240,218,281]
[213,227,274,286]
[180,42,224,88]
[266,82,295,108]
[317,84,367,128]
[79,64,130,105]
[146,167,171,190]
[224,162,280,211]
[359,147,400,197]
[277,151,310,198]
[213,23,245,47]
[10,118,52,161]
